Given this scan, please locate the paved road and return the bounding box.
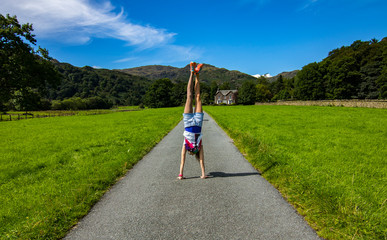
[65,113,320,240]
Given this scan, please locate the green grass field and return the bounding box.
[205,105,386,240]
[0,107,182,239]
[0,106,142,121]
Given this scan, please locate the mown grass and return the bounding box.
[0,107,182,239]
[205,105,386,240]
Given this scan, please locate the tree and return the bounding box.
[219,81,231,90]
[143,78,174,108]
[256,84,272,102]
[0,14,61,111]
[12,88,41,111]
[377,38,387,98]
[257,76,269,86]
[294,62,325,100]
[209,81,218,103]
[325,56,361,99]
[171,81,186,106]
[238,80,256,105]
[199,82,211,105]
[271,75,284,96]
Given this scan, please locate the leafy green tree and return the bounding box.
[199,82,211,105]
[294,62,325,100]
[85,96,113,109]
[0,14,61,111]
[143,78,174,108]
[377,64,387,99]
[271,75,284,96]
[377,38,387,98]
[257,76,269,86]
[238,80,256,105]
[201,92,210,105]
[219,81,231,90]
[171,81,186,106]
[12,88,41,111]
[209,81,218,103]
[324,56,361,99]
[359,60,382,99]
[256,84,272,102]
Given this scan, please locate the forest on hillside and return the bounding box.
[49,63,151,106]
[265,38,387,102]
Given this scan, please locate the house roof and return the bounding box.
[216,90,238,96]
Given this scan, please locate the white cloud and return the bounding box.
[1,0,175,47]
[298,0,319,11]
[253,73,272,78]
[115,45,204,66]
[114,57,139,64]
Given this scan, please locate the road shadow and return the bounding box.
[209,171,260,178]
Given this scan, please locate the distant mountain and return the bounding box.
[267,70,299,82]
[118,64,257,88]
[118,65,180,81]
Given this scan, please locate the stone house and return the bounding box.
[215,90,238,104]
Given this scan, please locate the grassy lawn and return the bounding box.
[205,105,386,240]
[0,107,182,239]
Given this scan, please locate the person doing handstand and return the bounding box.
[178,62,208,180]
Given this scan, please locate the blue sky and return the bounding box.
[2,0,387,76]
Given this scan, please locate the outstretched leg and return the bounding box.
[194,71,202,113]
[178,144,186,180]
[199,146,207,179]
[184,65,195,114]
[194,64,206,178]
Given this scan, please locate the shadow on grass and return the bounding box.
[209,171,260,178]
[260,161,280,175]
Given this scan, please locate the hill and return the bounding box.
[118,64,257,88]
[267,70,299,82]
[48,62,152,106]
[117,65,180,80]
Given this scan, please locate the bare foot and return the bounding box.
[200,175,208,179]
